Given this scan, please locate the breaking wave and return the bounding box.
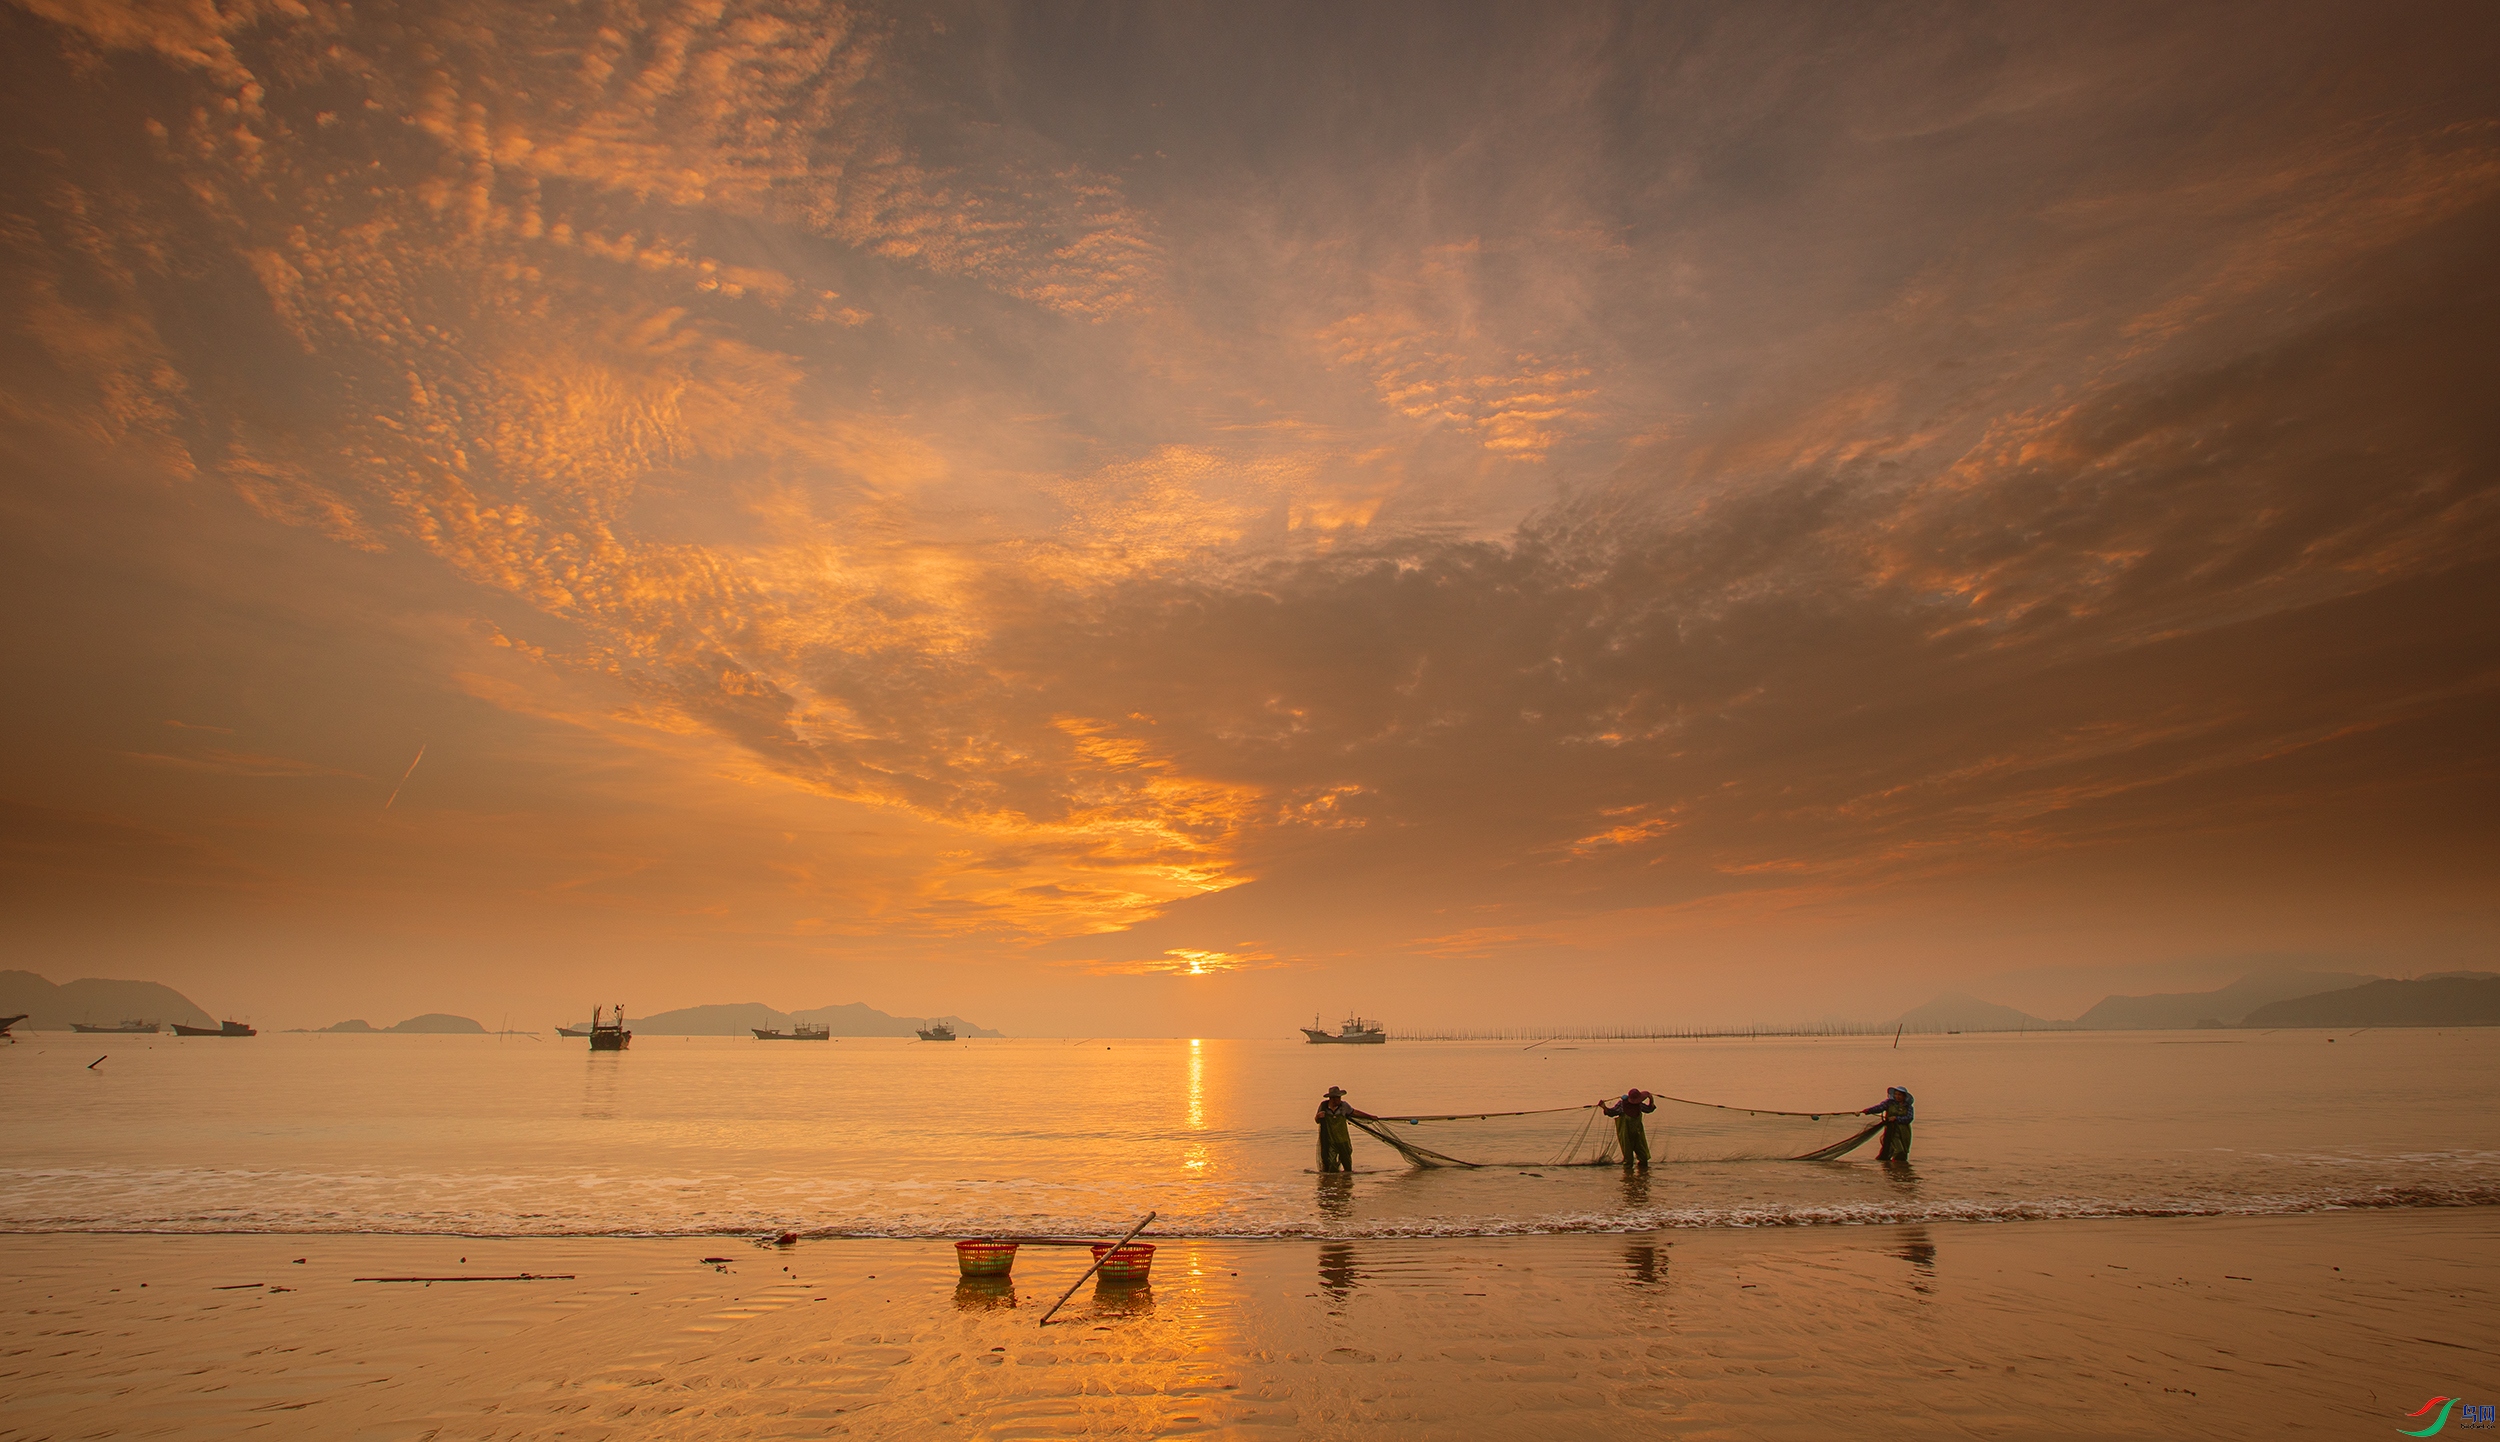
[4,1169,2493,1240]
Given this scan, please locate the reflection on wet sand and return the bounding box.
[1896,1225,1937,1294]
[1091,1278,1156,1316]
[1617,1162,1668,1287]
[954,1275,1018,1311]
[1318,1240,1359,1301]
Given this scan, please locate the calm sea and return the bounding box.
[4,1029,2493,1239]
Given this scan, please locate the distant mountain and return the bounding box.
[790,1002,1002,1038]
[629,1000,1002,1037]
[1909,969,2393,1034]
[625,1003,787,1036]
[0,969,216,1031]
[1894,992,2059,1032]
[2238,977,2500,1028]
[320,1019,377,1032]
[388,1013,486,1033]
[2073,970,2379,1029]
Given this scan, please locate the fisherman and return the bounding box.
[1600,1087,1657,1168]
[1314,1086,1374,1173]
[1861,1086,1915,1161]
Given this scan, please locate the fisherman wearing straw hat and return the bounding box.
[1314,1086,1375,1173]
[1600,1088,1658,1168]
[1861,1086,1915,1161]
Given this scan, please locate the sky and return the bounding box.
[1,0,2494,1035]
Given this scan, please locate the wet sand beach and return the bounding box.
[6,1208,2493,1439]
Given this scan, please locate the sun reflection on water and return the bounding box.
[1184,1038,1209,1170]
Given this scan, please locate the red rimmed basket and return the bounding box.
[955,1239,1019,1277]
[1089,1241,1154,1282]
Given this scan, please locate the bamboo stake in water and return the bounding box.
[1038,1211,1155,1327]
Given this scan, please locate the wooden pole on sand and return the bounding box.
[1038,1211,1155,1327]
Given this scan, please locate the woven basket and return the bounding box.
[955,1239,1019,1277]
[1089,1241,1155,1282]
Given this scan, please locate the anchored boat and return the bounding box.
[170,1020,257,1037]
[1301,1013,1387,1044]
[586,1005,631,1051]
[915,1021,957,1041]
[71,1020,159,1034]
[753,1022,832,1041]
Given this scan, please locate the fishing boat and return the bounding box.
[915,1021,957,1041]
[587,1005,631,1052]
[170,1020,257,1037]
[753,1022,832,1041]
[1300,1013,1387,1044]
[554,1024,590,1037]
[0,1014,24,1037]
[71,1020,159,1034]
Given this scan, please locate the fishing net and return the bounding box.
[1348,1095,1885,1168]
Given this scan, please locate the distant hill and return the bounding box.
[387,1013,486,1033]
[2238,977,2500,1028]
[0,969,216,1031]
[629,1000,1002,1037]
[1894,992,2060,1032]
[2074,970,2379,1029]
[791,1002,1002,1038]
[624,1003,787,1036]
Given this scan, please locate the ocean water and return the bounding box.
[3,1028,2493,1239]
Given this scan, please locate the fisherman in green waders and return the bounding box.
[1862,1086,1915,1161]
[1315,1086,1374,1172]
[1601,1088,1657,1168]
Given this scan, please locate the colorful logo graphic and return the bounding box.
[2404,1398,2497,1436]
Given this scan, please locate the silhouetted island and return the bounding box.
[626,1001,1002,1037]
[0,969,215,1031]
[312,1014,488,1034]
[2238,975,2500,1028]
[1892,968,2423,1033]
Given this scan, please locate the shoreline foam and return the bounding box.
[6,1178,2496,1240]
